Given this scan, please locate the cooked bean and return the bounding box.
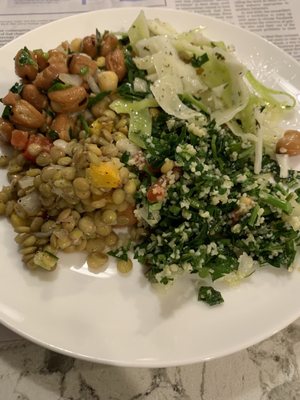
[101,209,117,225]
[50,146,65,162]
[36,152,52,167]
[49,86,88,113]
[117,259,133,273]
[69,228,83,244]
[87,251,108,269]
[15,48,38,81]
[61,167,76,181]
[69,53,97,76]
[86,238,105,253]
[90,96,112,118]
[124,179,137,194]
[10,99,45,129]
[97,71,118,92]
[22,235,37,247]
[112,188,126,205]
[33,51,68,90]
[57,236,72,250]
[70,38,82,53]
[20,246,37,255]
[30,216,44,232]
[41,220,57,233]
[22,84,48,111]
[0,118,14,143]
[105,231,118,247]
[276,130,300,155]
[73,177,89,192]
[96,223,111,237]
[100,33,118,57]
[33,49,49,71]
[0,154,11,168]
[78,216,96,235]
[81,35,98,58]
[14,226,31,233]
[105,48,127,81]
[0,202,6,215]
[10,212,28,228]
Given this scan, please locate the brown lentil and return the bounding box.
[87,252,108,269]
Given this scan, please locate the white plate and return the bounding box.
[1,7,300,368]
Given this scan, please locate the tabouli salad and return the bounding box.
[0,11,299,305]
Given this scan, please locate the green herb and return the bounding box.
[108,242,131,261]
[80,66,89,75]
[45,108,56,118]
[18,47,37,67]
[95,28,101,53]
[10,82,24,94]
[47,130,59,141]
[117,49,150,100]
[78,114,90,137]
[1,105,12,120]
[260,193,292,215]
[87,91,110,108]
[120,152,130,165]
[119,34,130,45]
[48,80,71,93]
[198,286,224,306]
[191,53,209,68]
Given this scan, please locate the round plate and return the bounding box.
[1,7,300,367]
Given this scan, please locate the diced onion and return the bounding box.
[133,77,148,93]
[18,176,34,189]
[18,191,41,216]
[86,75,100,94]
[59,73,83,87]
[116,138,140,155]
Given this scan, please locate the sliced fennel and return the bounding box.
[128,108,152,149]
[128,10,150,47]
[109,98,155,148]
[109,97,158,113]
[245,71,296,109]
[151,74,205,121]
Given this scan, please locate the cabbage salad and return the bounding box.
[109,11,300,305]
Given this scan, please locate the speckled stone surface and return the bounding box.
[0,319,300,399]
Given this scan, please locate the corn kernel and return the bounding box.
[89,118,102,136]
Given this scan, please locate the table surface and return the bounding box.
[0,319,300,399]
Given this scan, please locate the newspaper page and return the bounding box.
[172,0,300,61]
[0,0,300,60]
[0,0,299,343]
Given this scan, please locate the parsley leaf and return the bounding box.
[18,47,38,67]
[198,286,224,306]
[191,53,209,68]
[87,91,110,109]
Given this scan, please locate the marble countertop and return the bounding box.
[0,319,300,399]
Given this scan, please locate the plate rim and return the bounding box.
[0,7,300,367]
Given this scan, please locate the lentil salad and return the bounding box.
[0,11,299,305]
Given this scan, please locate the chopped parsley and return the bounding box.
[10,82,24,94]
[133,113,300,299]
[191,53,209,68]
[198,286,224,306]
[17,46,38,67]
[87,91,110,108]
